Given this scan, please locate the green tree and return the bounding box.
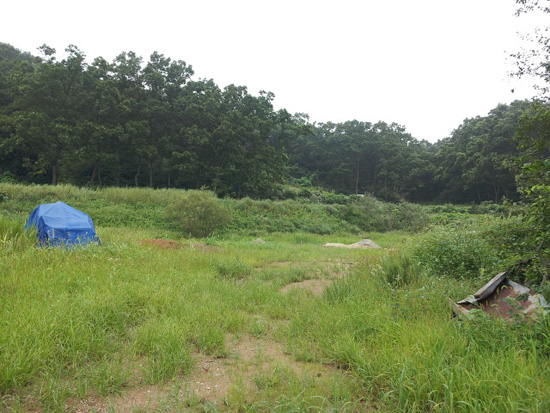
[142,51,193,187]
[288,120,434,201]
[515,103,550,283]
[434,101,529,203]
[12,45,88,185]
[0,43,36,181]
[512,0,550,284]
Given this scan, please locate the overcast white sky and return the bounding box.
[1,0,545,142]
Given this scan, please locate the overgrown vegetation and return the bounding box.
[0,41,541,204]
[1,184,549,411]
[0,183,430,236]
[1,5,550,406]
[166,190,232,237]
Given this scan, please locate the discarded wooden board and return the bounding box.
[452,272,549,320]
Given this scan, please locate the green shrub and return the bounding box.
[342,195,429,232]
[414,216,541,283]
[480,216,531,260]
[166,190,231,238]
[413,226,499,279]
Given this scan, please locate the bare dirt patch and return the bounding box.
[180,334,334,405]
[279,279,333,296]
[63,334,338,411]
[65,385,165,413]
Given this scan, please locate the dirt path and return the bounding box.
[64,334,342,412]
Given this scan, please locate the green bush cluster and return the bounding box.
[223,198,359,235]
[414,226,499,279]
[413,216,532,281]
[342,195,429,232]
[426,201,524,216]
[223,195,430,235]
[166,190,232,238]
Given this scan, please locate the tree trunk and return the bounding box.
[373,160,379,191]
[148,160,153,188]
[212,169,220,194]
[87,162,98,187]
[52,164,57,186]
[355,166,360,194]
[134,162,140,187]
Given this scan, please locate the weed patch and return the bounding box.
[1,185,549,411]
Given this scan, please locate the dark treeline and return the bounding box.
[0,43,296,198]
[0,42,535,202]
[289,100,529,203]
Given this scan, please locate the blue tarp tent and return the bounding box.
[25,201,99,247]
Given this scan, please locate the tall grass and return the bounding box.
[0,183,430,236]
[285,259,550,412]
[1,184,549,411]
[0,215,35,252]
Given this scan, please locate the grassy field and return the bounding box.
[1,184,549,412]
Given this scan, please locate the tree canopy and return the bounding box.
[0,41,541,204]
[0,43,293,198]
[511,0,550,283]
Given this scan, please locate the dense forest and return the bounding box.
[0,41,543,202]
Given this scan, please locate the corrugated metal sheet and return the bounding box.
[451,272,549,320]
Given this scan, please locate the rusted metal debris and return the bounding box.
[451,271,549,320]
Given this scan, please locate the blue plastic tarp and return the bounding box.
[25,201,99,247]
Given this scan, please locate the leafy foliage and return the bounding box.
[288,120,436,202]
[413,223,500,280]
[0,43,295,197]
[511,1,550,285]
[432,101,530,203]
[0,42,540,204]
[514,103,550,284]
[166,190,231,237]
[341,195,429,232]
